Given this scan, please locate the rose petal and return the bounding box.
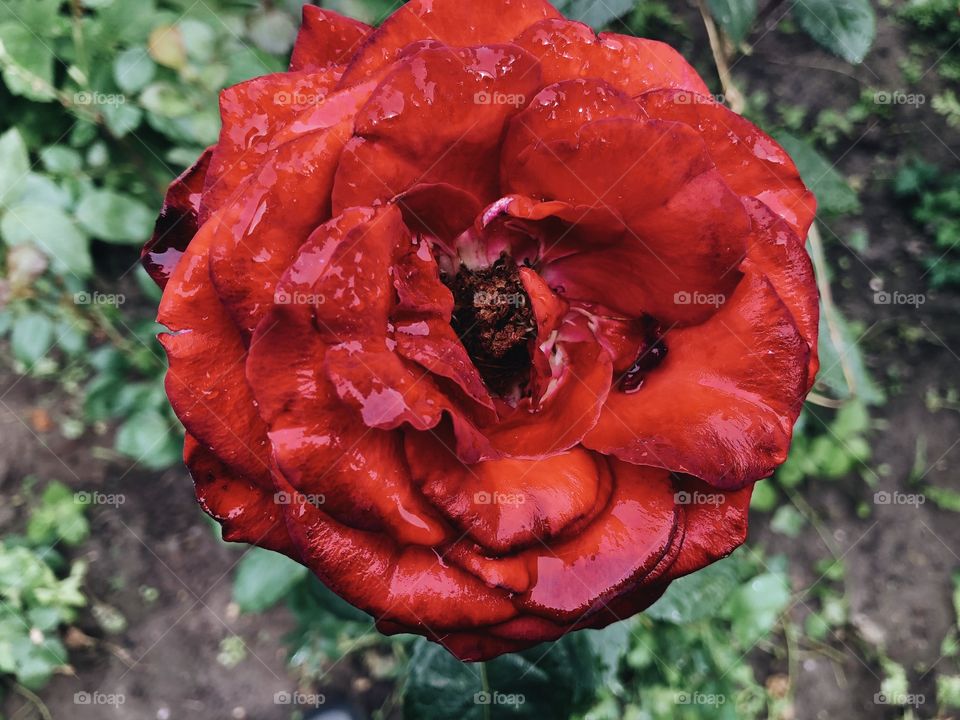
[245,207,453,546]
[337,0,560,86]
[482,337,612,458]
[142,147,212,288]
[638,89,817,240]
[584,266,810,489]
[202,70,346,219]
[206,81,374,339]
[742,197,819,386]
[407,432,613,555]
[668,477,752,579]
[332,44,543,213]
[518,461,681,621]
[289,5,371,72]
[185,434,295,555]
[158,217,273,486]
[503,113,750,324]
[276,474,518,631]
[513,19,709,96]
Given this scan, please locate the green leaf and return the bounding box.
[750,480,778,512]
[815,304,885,405]
[40,146,83,175]
[647,556,741,623]
[113,47,157,94]
[76,189,154,244]
[102,102,144,137]
[403,634,600,720]
[0,127,30,208]
[0,204,93,277]
[555,0,634,29]
[793,0,876,64]
[708,0,758,43]
[775,132,860,215]
[770,505,806,538]
[27,481,89,547]
[233,548,308,613]
[11,311,54,366]
[723,571,791,645]
[115,410,180,469]
[248,12,297,55]
[0,22,56,101]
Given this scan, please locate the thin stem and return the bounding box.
[808,223,860,398]
[696,0,746,112]
[12,682,54,720]
[70,0,90,83]
[479,661,492,720]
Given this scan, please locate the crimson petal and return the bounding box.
[584,266,810,489]
[289,5,371,73]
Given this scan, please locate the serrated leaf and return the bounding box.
[233,548,308,613]
[776,132,861,215]
[76,189,154,244]
[708,0,758,43]
[793,0,876,64]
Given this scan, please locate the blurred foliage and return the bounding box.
[0,480,89,693]
[0,0,303,469]
[899,0,960,82]
[895,160,960,288]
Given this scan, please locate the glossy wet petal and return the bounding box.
[289,5,371,72]
[513,19,709,96]
[638,89,817,240]
[584,267,810,489]
[337,0,560,86]
[143,147,212,288]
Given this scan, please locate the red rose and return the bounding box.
[144,0,818,661]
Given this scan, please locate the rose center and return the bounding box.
[443,256,535,396]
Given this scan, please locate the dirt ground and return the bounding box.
[0,372,390,720]
[1,3,958,720]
